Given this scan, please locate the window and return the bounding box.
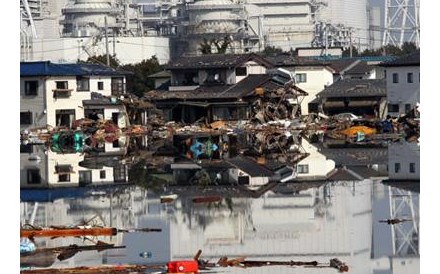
[20,111,32,125]
[56,81,69,89]
[79,170,92,186]
[76,76,90,91]
[394,163,401,173]
[409,163,416,173]
[111,77,125,95]
[113,165,127,182]
[295,73,307,83]
[27,169,41,184]
[97,81,104,90]
[24,81,38,96]
[58,174,71,182]
[235,67,247,76]
[388,104,399,113]
[297,164,309,174]
[55,109,75,127]
[20,144,33,154]
[407,72,413,83]
[405,104,412,114]
[392,73,399,83]
[100,170,106,179]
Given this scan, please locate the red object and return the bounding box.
[167,260,198,273]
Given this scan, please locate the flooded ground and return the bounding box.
[20,176,419,273]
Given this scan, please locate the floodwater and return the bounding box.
[20,139,420,274]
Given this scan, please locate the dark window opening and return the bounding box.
[56,81,69,89]
[392,73,399,83]
[295,73,307,83]
[20,144,33,154]
[394,163,401,173]
[410,163,416,173]
[27,169,41,184]
[100,170,106,179]
[58,174,71,182]
[407,72,413,83]
[20,111,33,125]
[388,104,399,113]
[297,164,309,174]
[98,81,104,90]
[79,170,92,186]
[235,67,247,76]
[55,109,75,127]
[238,176,250,185]
[24,81,38,96]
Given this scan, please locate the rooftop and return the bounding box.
[380,50,420,67]
[20,61,131,77]
[226,156,274,177]
[317,78,386,98]
[165,53,274,70]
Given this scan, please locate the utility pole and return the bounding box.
[105,16,110,66]
[349,29,353,58]
[113,28,116,57]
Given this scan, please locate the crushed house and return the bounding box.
[145,53,307,123]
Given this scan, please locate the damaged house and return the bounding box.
[309,78,387,119]
[145,53,307,123]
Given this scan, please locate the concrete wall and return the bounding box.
[386,65,420,116]
[388,142,420,180]
[20,77,48,130]
[27,36,170,65]
[296,138,335,179]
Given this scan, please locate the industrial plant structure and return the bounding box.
[20,0,386,63]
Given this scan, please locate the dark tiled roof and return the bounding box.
[165,53,274,70]
[227,156,274,177]
[349,166,388,178]
[327,59,358,73]
[328,168,361,181]
[319,147,388,166]
[148,74,306,101]
[148,70,171,78]
[264,54,329,67]
[345,61,373,75]
[20,61,131,77]
[317,79,386,98]
[381,50,420,67]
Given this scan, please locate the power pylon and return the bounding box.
[383,0,420,47]
[388,186,419,256]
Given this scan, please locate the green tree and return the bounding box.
[83,54,120,69]
[261,45,284,56]
[401,41,418,55]
[342,46,359,57]
[199,38,212,54]
[120,56,162,97]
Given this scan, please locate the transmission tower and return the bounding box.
[388,186,419,256]
[383,0,420,47]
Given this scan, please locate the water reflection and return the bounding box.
[20,130,419,273]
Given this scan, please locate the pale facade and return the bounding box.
[295,138,335,180]
[387,142,420,181]
[386,66,420,117]
[290,66,334,115]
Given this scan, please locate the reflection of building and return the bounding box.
[295,138,335,180]
[387,142,420,181]
[381,50,420,117]
[167,181,373,274]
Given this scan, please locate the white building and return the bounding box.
[381,51,420,117]
[20,61,131,188]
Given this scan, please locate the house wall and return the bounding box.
[235,61,268,83]
[44,76,115,127]
[20,77,48,130]
[228,168,269,186]
[388,142,420,180]
[296,138,335,179]
[20,146,49,188]
[386,65,420,116]
[291,66,334,115]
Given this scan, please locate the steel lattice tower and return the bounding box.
[388,186,419,256]
[383,0,420,47]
